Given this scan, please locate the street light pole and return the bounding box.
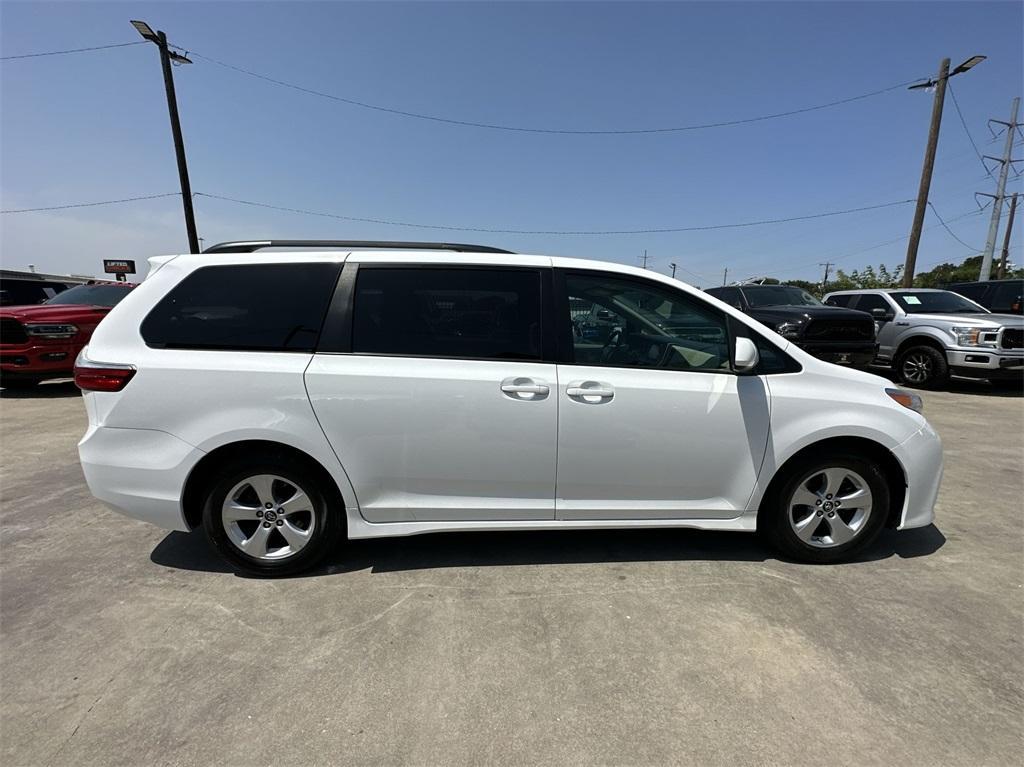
[132,21,199,253]
[902,58,949,288]
[902,54,986,288]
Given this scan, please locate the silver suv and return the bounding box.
[823,288,1024,389]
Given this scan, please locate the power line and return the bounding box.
[194,191,915,235]
[927,201,982,251]
[0,41,144,61]
[0,193,181,214]
[757,208,984,280]
[172,45,919,135]
[946,80,994,179]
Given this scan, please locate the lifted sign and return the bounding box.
[103,260,136,282]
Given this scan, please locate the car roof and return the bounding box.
[825,287,947,295]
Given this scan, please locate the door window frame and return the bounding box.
[316,262,557,362]
[553,268,744,374]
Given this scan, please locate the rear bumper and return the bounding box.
[78,425,202,531]
[892,422,944,530]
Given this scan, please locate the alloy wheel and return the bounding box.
[787,467,873,548]
[901,352,934,384]
[221,474,316,560]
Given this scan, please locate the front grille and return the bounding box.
[1,318,28,345]
[1002,328,1023,350]
[802,318,874,342]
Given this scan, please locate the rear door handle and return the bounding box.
[567,381,615,401]
[500,377,550,400]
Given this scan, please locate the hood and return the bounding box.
[908,312,1024,327]
[746,305,873,324]
[0,304,111,322]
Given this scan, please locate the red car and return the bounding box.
[0,281,136,389]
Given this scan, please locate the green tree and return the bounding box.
[825,263,904,292]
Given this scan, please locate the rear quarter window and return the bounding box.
[141,263,341,351]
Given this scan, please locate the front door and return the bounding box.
[554,270,770,520]
[306,265,557,523]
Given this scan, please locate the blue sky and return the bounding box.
[1,0,1021,285]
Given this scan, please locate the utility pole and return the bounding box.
[640,250,649,269]
[131,21,200,254]
[901,54,987,287]
[979,97,1020,281]
[903,58,950,287]
[722,267,728,286]
[998,193,1019,280]
[819,262,834,288]
[669,263,677,279]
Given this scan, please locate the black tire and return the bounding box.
[201,453,344,577]
[896,344,948,390]
[761,451,891,564]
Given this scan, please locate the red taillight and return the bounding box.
[74,364,136,392]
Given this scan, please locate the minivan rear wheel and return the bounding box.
[762,452,890,564]
[201,455,343,576]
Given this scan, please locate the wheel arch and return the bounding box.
[181,440,347,532]
[756,436,907,531]
[894,332,948,361]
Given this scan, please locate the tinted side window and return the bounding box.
[565,272,729,371]
[991,282,1023,313]
[950,284,987,302]
[351,268,542,360]
[825,294,853,307]
[709,287,743,307]
[141,263,340,351]
[853,294,891,314]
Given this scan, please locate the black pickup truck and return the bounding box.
[705,284,877,368]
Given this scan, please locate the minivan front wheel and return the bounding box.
[201,456,343,576]
[763,453,890,564]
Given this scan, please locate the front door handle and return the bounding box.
[567,380,615,402]
[500,377,550,400]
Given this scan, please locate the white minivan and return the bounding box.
[77,241,943,576]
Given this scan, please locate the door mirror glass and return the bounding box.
[733,336,760,372]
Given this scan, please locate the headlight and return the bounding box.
[886,387,924,413]
[951,326,998,348]
[775,321,803,339]
[24,323,78,339]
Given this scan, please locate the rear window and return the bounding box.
[351,267,542,360]
[141,263,340,351]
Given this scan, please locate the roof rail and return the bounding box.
[202,240,515,255]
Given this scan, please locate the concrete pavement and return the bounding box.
[1,380,1021,766]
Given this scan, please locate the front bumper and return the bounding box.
[79,425,203,531]
[1,340,80,380]
[796,342,877,368]
[892,421,944,530]
[946,348,1024,380]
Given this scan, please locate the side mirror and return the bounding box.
[871,308,893,321]
[733,337,760,373]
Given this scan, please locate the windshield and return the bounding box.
[44,284,131,308]
[744,286,822,308]
[890,291,986,315]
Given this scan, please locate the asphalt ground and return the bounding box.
[1,379,1022,766]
